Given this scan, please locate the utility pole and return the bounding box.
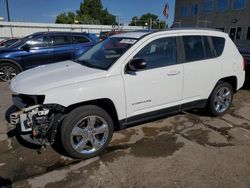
[114,15,120,31]
[6,0,11,22]
[149,18,152,30]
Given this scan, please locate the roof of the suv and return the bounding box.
[32,31,91,36]
[112,28,226,39]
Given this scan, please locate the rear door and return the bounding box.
[74,35,95,57]
[52,34,76,62]
[181,35,221,105]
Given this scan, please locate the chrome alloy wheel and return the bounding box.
[214,87,232,113]
[70,115,109,154]
[0,65,17,81]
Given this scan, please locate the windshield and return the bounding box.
[77,37,137,70]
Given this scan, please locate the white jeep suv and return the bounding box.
[9,29,245,159]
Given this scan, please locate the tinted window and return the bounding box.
[211,37,225,57]
[53,36,73,46]
[247,27,250,40]
[180,6,189,17]
[4,39,19,47]
[183,36,213,61]
[204,0,213,12]
[203,36,213,58]
[217,0,229,11]
[27,36,50,49]
[183,36,206,62]
[233,0,246,9]
[191,4,199,16]
[74,36,90,43]
[134,37,177,70]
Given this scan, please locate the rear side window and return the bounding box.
[183,35,214,62]
[74,36,90,44]
[53,36,73,46]
[183,36,205,62]
[211,37,225,57]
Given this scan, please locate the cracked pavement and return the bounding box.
[0,82,250,188]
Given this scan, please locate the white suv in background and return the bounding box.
[9,29,245,159]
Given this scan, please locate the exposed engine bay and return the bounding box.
[10,94,64,145]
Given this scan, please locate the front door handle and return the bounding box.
[167,71,180,76]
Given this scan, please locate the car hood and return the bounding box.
[10,60,107,94]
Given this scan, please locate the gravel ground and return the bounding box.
[0,82,250,188]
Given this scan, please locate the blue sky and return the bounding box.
[0,0,175,26]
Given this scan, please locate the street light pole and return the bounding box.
[6,0,11,22]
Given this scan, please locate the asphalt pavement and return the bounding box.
[0,82,250,188]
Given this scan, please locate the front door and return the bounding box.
[20,35,53,69]
[123,37,183,119]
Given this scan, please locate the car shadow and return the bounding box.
[184,107,215,117]
[5,105,17,124]
[7,127,42,150]
[242,80,250,90]
[0,177,12,188]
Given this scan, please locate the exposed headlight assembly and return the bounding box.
[12,94,45,109]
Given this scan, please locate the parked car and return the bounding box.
[9,29,245,159]
[99,31,109,41]
[99,30,123,41]
[238,46,250,80]
[0,38,20,48]
[0,32,98,81]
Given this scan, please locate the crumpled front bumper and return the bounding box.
[10,105,48,132]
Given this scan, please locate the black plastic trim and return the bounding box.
[119,99,207,129]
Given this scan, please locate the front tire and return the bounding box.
[60,105,114,159]
[207,81,233,116]
[0,62,20,81]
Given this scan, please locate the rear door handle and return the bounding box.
[167,71,180,76]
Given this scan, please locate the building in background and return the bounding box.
[173,0,250,46]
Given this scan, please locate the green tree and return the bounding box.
[159,21,167,29]
[78,0,102,20]
[129,13,167,29]
[56,0,116,25]
[129,16,139,26]
[56,12,76,24]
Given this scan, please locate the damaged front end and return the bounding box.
[10,94,65,145]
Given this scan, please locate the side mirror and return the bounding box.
[21,44,31,51]
[128,58,147,72]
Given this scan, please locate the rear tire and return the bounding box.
[60,105,114,159]
[0,62,20,81]
[207,81,233,116]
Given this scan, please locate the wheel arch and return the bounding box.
[0,59,23,72]
[65,98,120,130]
[217,76,237,93]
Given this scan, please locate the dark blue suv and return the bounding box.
[0,32,98,81]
